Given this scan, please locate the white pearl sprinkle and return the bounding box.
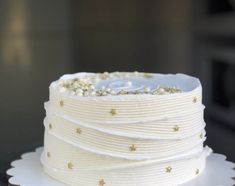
[90,91,96,96]
[110,90,115,95]
[144,87,151,93]
[106,88,111,92]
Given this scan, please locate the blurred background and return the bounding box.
[0,0,235,184]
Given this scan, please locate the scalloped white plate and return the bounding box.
[7,147,235,186]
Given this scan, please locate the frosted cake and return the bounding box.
[41,72,212,186]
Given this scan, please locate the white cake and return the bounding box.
[41,72,212,186]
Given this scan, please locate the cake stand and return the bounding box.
[7,147,235,186]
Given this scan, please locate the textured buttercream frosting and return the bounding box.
[41,72,212,186]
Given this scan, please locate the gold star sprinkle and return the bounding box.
[76,128,82,134]
[200,133,203,139]
[49,123,52,130]
[196,168,200,175]
[99,179,106,186]
[47,152,51,158]
[193,97,197,103]
[129,144,137,151]
[110,109,117,116]
[173,125,180,132]
[60,100,64,107]
[166,166,172,173]
[67,162,73,169]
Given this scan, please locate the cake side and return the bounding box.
[41,72,211,186]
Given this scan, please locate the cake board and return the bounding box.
[7,147,235,186]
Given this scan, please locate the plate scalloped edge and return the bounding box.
[6,147,235,186]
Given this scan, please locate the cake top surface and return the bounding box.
[50,72,201,98]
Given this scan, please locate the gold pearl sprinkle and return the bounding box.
[67,162,73,169]
[196,168,200,175]
[49,123,52,130]
[76,128,82,134]
[193,97,197,103]
[110,109,117,116]
[99,179,106,186]
[60,100,64,107]
[173,125,180,132]
[47,152,51,158]
[166,166,172,173]
[129,144,137,151]
[119,89,126,95]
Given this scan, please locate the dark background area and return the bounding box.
[0,0,235,184]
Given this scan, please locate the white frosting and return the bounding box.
[41,133,211,186]
[44,105,205,140]
[41,72,211,186]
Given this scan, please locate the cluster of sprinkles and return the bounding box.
[58,78,96,96]
[152,86,181,95]
[57,72,182,97]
